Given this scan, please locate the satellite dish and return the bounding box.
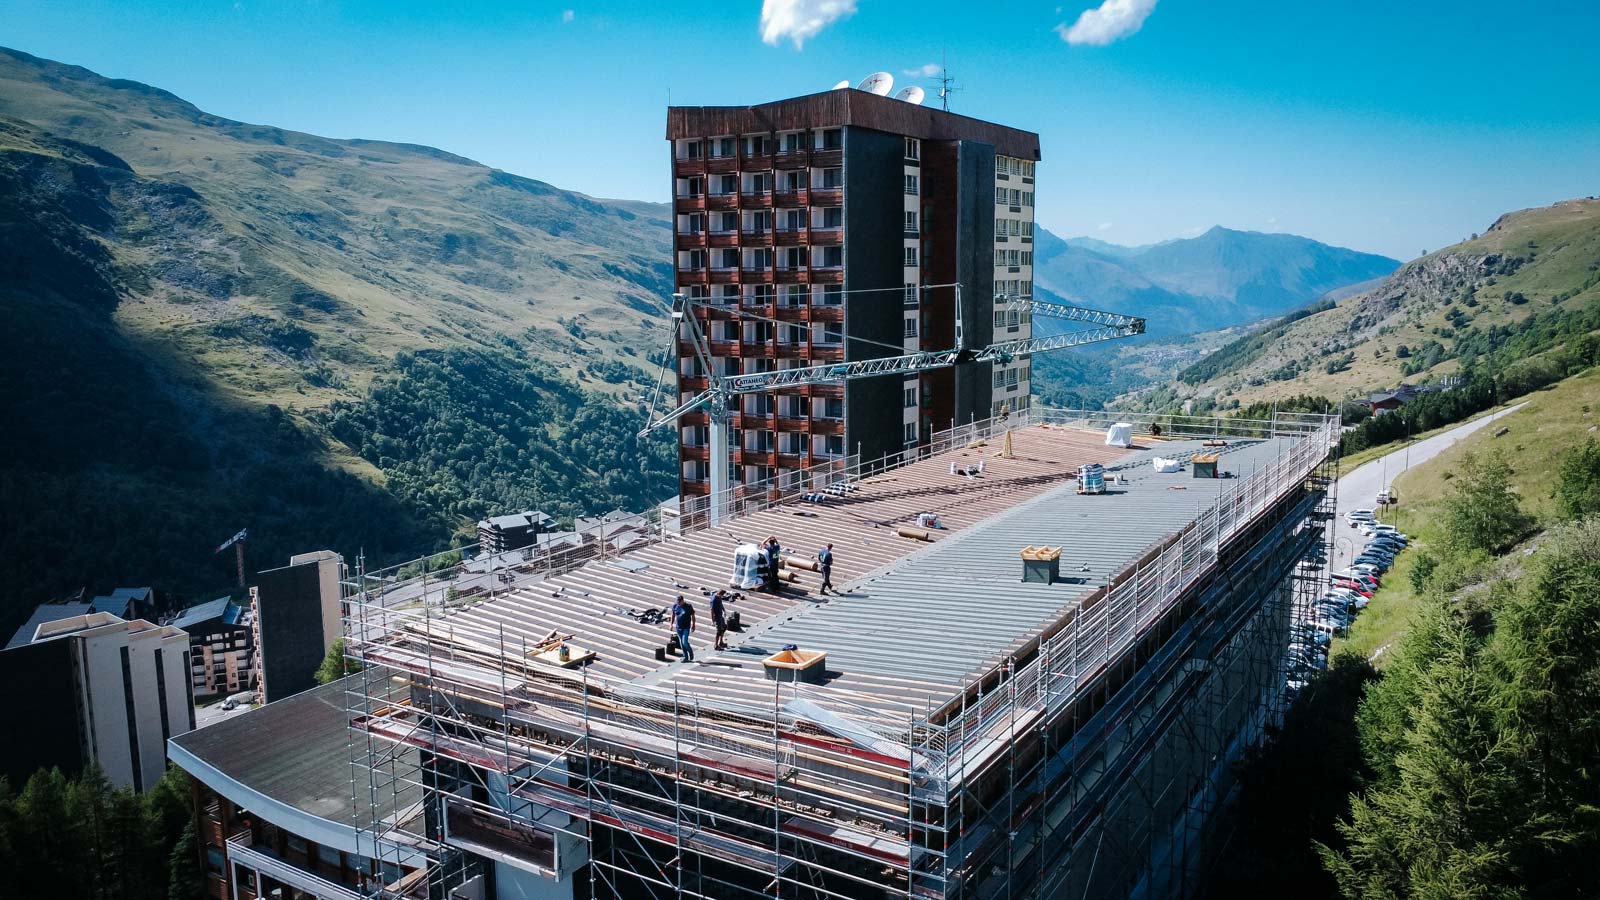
[894,86,925,105]
[831,79,850,90]
[857,72,894,96]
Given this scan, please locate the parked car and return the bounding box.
[1331,579,1374,598]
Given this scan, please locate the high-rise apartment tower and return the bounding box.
[666,90,1039,498]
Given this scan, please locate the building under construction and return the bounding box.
[185,408,1330,900]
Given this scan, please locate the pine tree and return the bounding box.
[1441,451,1533,554]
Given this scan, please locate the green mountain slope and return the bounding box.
[1162,198,1600,408]
[0,48,679,633]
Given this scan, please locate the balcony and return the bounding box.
[774,149,809,169]
[226,833,364,900]
[773,189,808,207]
[810,266,844,284]
[812,417,846,436]
[673,157,707,176]
[706,231,738,248]
[740,342,775,359]
[680,375,710,391]
[675,232,706,250]
[775,343,807,359]
[681,445,710,461]
[674,195,706,214]
[809,227,842,245]
[706,155,738,175]
[740,190,773,208]
[775,417,809,432]
[675,268,708,286]
[809,186,843,206]
[809,383,845,400]
[810,305,845,323]
[739,227,773,245]
[772,305,809,322]
[775,452,807,470]
[679,479,711,496]
[811,148,843,167]
[742,152,773,169]
[774,228,806,246]
[706,193,738,211]
[811,344,845,362]
[739,449,776,467]
[708,267,739,285]
[740,267,774,284]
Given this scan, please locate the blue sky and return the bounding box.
[2,0,1596,259]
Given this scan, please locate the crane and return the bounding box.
[641,286,1144,524]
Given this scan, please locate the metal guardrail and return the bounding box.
[919,414,1340,764]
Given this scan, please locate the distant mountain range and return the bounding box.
[1032,225,1402,336]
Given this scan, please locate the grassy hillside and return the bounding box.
[1160,199,1600,409]
[0,48,679,633]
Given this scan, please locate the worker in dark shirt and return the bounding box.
[671,595,696,662]
[762,536,783,593]
[710,589,729,650]
[817,543,835,595]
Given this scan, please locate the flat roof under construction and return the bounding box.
[392,426,1295,721]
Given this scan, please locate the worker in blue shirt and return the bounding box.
[672,595,697,662]
[817,544,835,595]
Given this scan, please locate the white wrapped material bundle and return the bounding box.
[1152,457,1182,474]
[730,543,764,589]
[1105,423,1134,448]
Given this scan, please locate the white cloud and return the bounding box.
[562,9,575,23]
[1056,0,1158,46]
[1097,222,1114,232]
[903,63,940,77]
[760,0,857,49]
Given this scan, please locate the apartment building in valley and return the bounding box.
[667,89,1038,499]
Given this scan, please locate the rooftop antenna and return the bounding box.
[937,52,959,112]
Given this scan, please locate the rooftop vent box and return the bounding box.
[763,648,827,683]
[1019,546,1062,584]
[1193,455,1220,478]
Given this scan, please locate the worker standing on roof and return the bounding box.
[817,543,835,595]
[762,536,783,593]
[710,589,729,650]
[672,595,697,662]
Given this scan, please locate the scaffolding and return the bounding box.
[342,410,1340,900]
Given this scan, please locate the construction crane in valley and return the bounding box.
[640,285,1144,523]
[216,528,248,588]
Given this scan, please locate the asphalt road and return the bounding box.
[1330,402,1529,571]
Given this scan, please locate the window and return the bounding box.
[684,140,702,159]
[745,135,771,156]
[821,128,842,150]
[825,434,845,456]
[317,844,342,867]
[714,137,736,157]
[821,206,843,228]
[903,318,918,338]
[717,174,737,195]
[1022,192,1034,207]
[820,286,843,305]
[904,174,920,195]
[994,310,1006,328]
[782,131,804,153]
[1021,252,1033,266]
[745,172,770,194]
[824,398,845,418]
[904,211,918,234]
[686,249,705,269]
[820,245,842,267]
[996,186,1008,204]
[1009,188,1022,207]
[718,248,739,268]
[993,368,1007,388]
[903,387,918,408]
[904,283,918,306]
[904,246,918,267]
[904,422,918,444]
[687,177,703,197]
[821,323,844,344]
[685,213,704,234]
[783,285,806,306]
[821,167,843,189]
[781,246,803,268]
[783,208,805,231]
[715,211,737,232]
